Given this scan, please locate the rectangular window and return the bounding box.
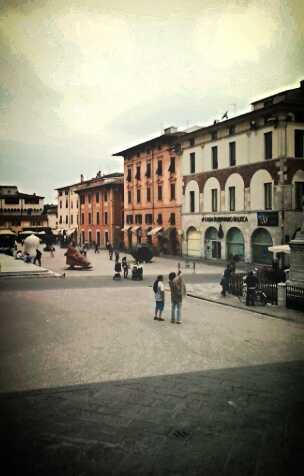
[264,132,272,160]
[59,191,62,196]
[170,213,176,225]
[190,152,196,174]
[212,146,218,169]
[157,213,163,225]
[264,183,272,210]
[170,183,176,200]
[96,212,100,224]
[88,193,91,203]
[147,187,151,202]
[145,214,153,224]
[66,215,68,224]
[71,215,73,224]
[211,189,218,212]
[80,194,85,205]
[295,182,304,210]
[104,212,108,225]
[158,185,162,201]
[88,212,92,225]
[190,191,195,212]
[169,157,175,173]
[229,186,236,211]
[104,191,108,202]
[96,192,99,202]
[295,129,304,157]
[127,168,132,182]
[66,200,68,208]
[136,166,141,180]
[59,216,62,224]
[229,142,236,166]
[128,190,131,204]
[82,231,85,244]
[145,162,151,178]
[81,213,84,225]
[156,160,162,176]
[126,215,133,224]
[135,214,142,224]
[71,201,73,209]
[137,189,141,203]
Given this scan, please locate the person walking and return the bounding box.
[169,271,186,324]
[50,245,55,257]
[245,271,258,306]
[114,249,120,263]
[220,265,231,297]
[122,256,128,279]
[108,243,113,260]
[33,248,42,266]
[153,275,165,321]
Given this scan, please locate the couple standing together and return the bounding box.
[153,272,186,324]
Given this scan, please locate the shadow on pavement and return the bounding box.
[1,360,303,476]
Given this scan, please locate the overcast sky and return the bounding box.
[0,0,303,202]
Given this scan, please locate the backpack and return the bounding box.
[153,280,158,294]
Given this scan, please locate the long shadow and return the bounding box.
[0,273,222,292]
[1,361,303,475]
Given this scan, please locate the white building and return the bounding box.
[181,80,304,265]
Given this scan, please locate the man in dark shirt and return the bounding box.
[245,271,258,306]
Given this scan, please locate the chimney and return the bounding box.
[80,174,84,182]
[164,126,178,135]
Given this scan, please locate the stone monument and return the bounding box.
[288,198,304,286]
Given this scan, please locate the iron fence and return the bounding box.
[286,285,304,311]
[227,273,278,304]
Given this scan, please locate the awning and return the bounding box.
[121,226,132,232]
[147,226,163,236]
[0,229,16,236]
[66,228,76,237]
[268,245,290,255]
[132,226,141,233]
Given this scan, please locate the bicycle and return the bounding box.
[238,283,267,306]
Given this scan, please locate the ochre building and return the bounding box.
[113,127,185,254]
[76,173,124,248]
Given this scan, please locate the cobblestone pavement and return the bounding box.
[1,283,303,475]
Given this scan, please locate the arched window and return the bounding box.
[204,226,221,259]
[187,227,201,257]
[251,228,273,264]
[226,227,245,261]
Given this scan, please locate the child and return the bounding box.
[122,256,128,279]
[153,275,165,321]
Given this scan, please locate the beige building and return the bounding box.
[181,80,304,264]
[0,185,45,233]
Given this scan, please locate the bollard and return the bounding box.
[277,282,286,307]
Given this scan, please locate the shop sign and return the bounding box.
[201,216,248,223]
[257,211,279,227]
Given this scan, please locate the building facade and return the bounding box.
[113,127,185,254]
[0,185,45,233]
[55,177,84,240]
[181,80,304,265]
[76,174,124,247]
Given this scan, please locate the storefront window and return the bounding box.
[252,228,273,264]
[226,227,244,261]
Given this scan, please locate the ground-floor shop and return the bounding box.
[182,211,302,265]
[123,225,181,254]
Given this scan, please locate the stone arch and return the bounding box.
[226,227,245,261]
[250,169,274,210]
[224,173,245,211]
[187,226,201,257]
[291,169,304,210]
[204,226,222,259]
[203,177,221,212]
[251,228,273,264]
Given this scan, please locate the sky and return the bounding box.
[0,0,303,202]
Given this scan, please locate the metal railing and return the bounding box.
[286,285,304,311]
[227,273,278,304]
